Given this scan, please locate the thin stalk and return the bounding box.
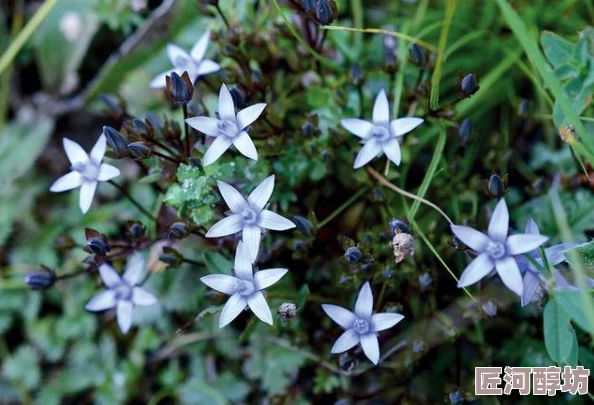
[182,104,192,156]
[367,167,453,225]
[153,151,182,164]
[215,4,230,29]
[0,0,24,131]
[108,180,157,221]
[429,0,457,110]
[317,187,368,228]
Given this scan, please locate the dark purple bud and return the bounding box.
[382,268,393,279]
[103,126,128,155]
[126,221,145,239]
[458,119,472,146]
[350,63,364,86]
[487,173,506,198]
[229,87,247,110]
[159,247,183,266]
[166,72,194,104]
[460,73,478,97]
[127,142,152,158]
[87,237,110,255]
[292,215,314,235]
[302,0,316,11]
[302,122,315,137]
[389,218,410,235]
[410,43,425,66]
[338,352,358,372]
[315,0,335,25]
[360,263,372,273]
[24,267,56,290]
[344,246,363,264]
[169,222,190,239]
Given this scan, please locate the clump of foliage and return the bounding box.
[1,0,594,404]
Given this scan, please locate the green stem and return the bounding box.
[317,187,367,228]
[0,0,59,76]
[429,0,457,110]
[108,180,157,222]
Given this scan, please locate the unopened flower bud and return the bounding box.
[344,246,363,264]
[487,172,506,198]
[338,352,358,372]
[458,119,472,146]
[292,215,314,236]
[460,73,479,98]
[166,72,194,104]
[360,263,372,273]
[410,43,425,66]
[87,237,110,255]
[126,221,145,239]
[389,218,410,235]
[127,142,152,158]
[349,63,364,87]
[103,126,128,155]
[24,267,56,290]
[277,303,298,322]
[169,222,190,239]
[159,247,183,266]
[315,0,337,25]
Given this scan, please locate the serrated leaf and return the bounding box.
[543,299,575,364]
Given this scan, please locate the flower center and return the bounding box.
[352,318,370,334]
[241,207,258,225]
[217,119,239,138]
[114,284,133,301]
[369,125,391,142]
[486,241,506,260]
[236,279,256,297]
[72,161,100,182]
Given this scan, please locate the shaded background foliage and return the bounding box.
[1,0,594,404]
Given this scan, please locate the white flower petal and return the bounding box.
[382,138,402,166]
[450,225,490,252]
[217,181,247,213]
[85,290,117,311]
[190,30,211,61]
[507,234,549,255]
[521,270,542,307]
[186,116,220,137]
[219,293,247,328]
[457,253,494,288]
[330,329,360,353]
[232,131,258,160]
[167,43,191,68]
[242,225,261,262]
[149,68,178,89]
[340,118,373,139]
[97,164,120,182]
[390,117,423,137]
[79,181,97,214]
[233,241,253,280]
[89,134,106,164]
[524,218,540,235]
[254,268,288,290]
[247,175,274,211]
[197,60,220,76]
[201,274,239,294]
[98,264,122,288]
[205,214,243,238]
[360,333,380,365]
[322,304,356,329]
[132,287,157,306]
[236,103,266,130]
[258,210,295,231]
[495,256,523,296]
[371,312,404,332]
[50,171,83,192]
[218,84,236,121]
[487,199,509,242]
[247,291,273,325]
[117,300,134,334]
[372,89,390,123]
[63,138,89,165]
[354,282,374,318]
[353,139,382,169]
[123,253,145,285]
[203,136,232,166]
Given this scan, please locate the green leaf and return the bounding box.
[555,290,594,333]
[296,284,310,309]
[543,299,575,364]
[541,31,576,69]
[564,241,594,273]
[179,379,227,405]
[2,345,41,390]
[203,251,232,275]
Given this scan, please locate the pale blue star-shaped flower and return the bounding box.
[186,84,266,166]
[85,253,157,334]
[49,133,120,213]
[517,218,592,306]
[201,241,288,328]
[450,198,549,297]
[322,282,404,365]
[149,30,220,88]
[340,89,423,169]
[205,175,295,262]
